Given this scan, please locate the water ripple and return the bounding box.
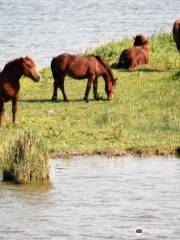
[0,0,180,68]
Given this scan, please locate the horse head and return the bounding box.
[133,35,149,47]
[21,56,41,82]
[95,55,118,101]
[105,77,118,101]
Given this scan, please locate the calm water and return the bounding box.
[0,0,180,68]
[0,156,180,239]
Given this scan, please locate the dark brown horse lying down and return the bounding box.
[173,19,180,52]
[0,56,41,126]
[117,35,149,69]
[51,53,117,103]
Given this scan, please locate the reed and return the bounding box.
[1,131,50,184]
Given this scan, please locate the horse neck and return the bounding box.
[103,71,113,87]
[95,57,114,85]
[103,67,114,85]
[2,62,23,84]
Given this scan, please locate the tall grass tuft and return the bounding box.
[0,131,50,184]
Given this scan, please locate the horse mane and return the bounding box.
[94,55,114,81]
[2,58,22,73]
[133,35,149,49]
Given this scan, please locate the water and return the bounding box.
[0,156,180,239]
[0,0,180,68]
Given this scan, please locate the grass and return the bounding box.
[0,32,179,158]
[0,131,50,183]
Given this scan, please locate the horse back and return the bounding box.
[130,46,149,67]
[118,46,149,69]
[51,53,96,79]
[118,49,131,69]
[173,19,180,51]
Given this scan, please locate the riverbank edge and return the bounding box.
[51,148,180,159]
[0,148,179,174]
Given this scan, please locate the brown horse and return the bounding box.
[51,53,117,103]
[173,19,180,52]
[0,56,41,126]
[117,35,149,69]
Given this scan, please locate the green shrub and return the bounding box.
[0,131,50,184]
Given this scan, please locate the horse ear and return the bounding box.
[114,77,118,82]
[20,57,24,63]
[133,36,136,40]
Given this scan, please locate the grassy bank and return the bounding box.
[0,33,180,157]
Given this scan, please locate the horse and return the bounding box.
[173,19,180,52]
[51,53,117,103]
[117,35,149,69]
[0,56,41,126]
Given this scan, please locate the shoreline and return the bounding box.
[51,148,180,159]
[1,149,179,175]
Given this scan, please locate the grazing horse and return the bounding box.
[51,53,117,103]
[117,35,149,69]
[0,56,41,126]
[173,19,180,52]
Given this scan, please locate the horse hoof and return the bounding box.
[107,96,113,101]
[84,98,89,103]
[94,96,101,101]
[51,98,57,103]
[83,96,88,103]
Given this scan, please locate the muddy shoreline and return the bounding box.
[51,148,180,159]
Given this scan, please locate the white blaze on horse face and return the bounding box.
[32,65,41,81]
[34,66,40,76]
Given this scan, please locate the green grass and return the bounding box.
[0,131,50,183]
[0,33,180,157]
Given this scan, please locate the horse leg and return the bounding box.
[59,75,69,102]
[51,78,59,102]
[84,75,95,103]
[0,98,5,127]
[177,42,180,52]
[12,95,19,126]
[93,78,100,100]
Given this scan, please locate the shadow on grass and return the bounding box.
[135,68,167,73]
[171,71,180,81]
[111,63,178,73]
[20,99,51,103]
[20,98,109,103]
[111,63,120,69]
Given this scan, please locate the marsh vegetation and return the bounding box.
[0,131,50,183]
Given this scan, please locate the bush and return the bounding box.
[0,131,50,184]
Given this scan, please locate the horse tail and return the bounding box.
[117,50,130,69]
[51,57,59,80]
[117,50,126,68]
